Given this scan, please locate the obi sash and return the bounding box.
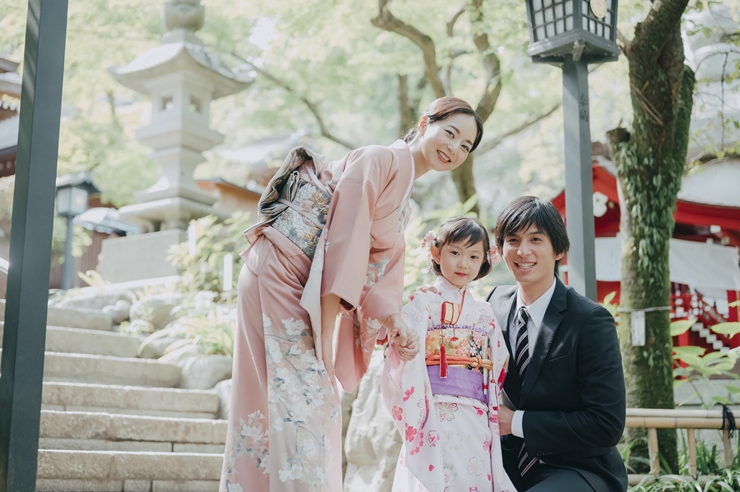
[425,328,491,405]
[244,146,332,260]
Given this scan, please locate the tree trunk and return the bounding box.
[606,0,695,472]
[398,74,416,138]
[451,154,479,215]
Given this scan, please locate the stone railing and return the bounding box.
[625,408,736,485]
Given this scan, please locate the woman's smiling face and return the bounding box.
[418,113,478,174]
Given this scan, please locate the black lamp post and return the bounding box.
[55,171,99,289]
[525,0,619,300]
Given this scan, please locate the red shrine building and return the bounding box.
[552,146,740,353]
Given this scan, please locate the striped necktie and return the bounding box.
[514,306,538,477]
[514,307,530,383]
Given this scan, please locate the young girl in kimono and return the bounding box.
[221,98,485,492]
[382,216,517,492]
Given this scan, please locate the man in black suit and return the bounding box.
[488,196,627,491]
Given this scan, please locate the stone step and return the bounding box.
[39,410,227,453]
[0,350,181,387]
[0,323,139,358]
[0,298,113,331]
[42,382,219,419]
[37,450,221,490]
[37,479,219,492]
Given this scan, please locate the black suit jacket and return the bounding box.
[488,279,628,491]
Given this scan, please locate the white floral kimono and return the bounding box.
[382,276,517,492]
[220,141,415,492]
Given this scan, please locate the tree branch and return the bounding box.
[469,0,502,123]
[447,2,467,37]
[228,51,356,150]
[630,0,690,63]
[371,0,447,98]
[617,29,632,52]
[444,2,469,95]
[475,103,560,155]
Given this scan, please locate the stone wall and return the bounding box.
[343,350,402,492]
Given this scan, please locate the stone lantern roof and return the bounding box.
[109,0,251,99]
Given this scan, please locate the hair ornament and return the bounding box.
[488,246,500,266]
[421,230,437,249]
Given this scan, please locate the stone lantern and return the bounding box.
[102,0,251,283]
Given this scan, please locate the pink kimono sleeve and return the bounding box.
[357,242,404,341]
[320,157,380,310]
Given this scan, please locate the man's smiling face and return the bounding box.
[502,222,564,293]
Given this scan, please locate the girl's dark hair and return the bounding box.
[494,196,570,275]
[403,96,484,152]
[430,215,492,280]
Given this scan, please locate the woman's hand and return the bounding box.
[384,313,420,361]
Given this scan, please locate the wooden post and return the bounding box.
[723,428,733,468]
[648,427,660,475]
[687,428,697,477]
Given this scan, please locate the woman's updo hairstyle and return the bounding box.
[403,96,484,152]
[430,215,492,280]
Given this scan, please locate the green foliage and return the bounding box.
[135,212,254,358]
[629,471,740,492]
[77,269,107,289]
[602,291,619,318]
[672,319,697,337]
[166,211,253,299]
[140,301,235,358]
[709,323,740,337]
[626,436,740,491]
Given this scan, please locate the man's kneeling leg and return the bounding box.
[525,467,595,492]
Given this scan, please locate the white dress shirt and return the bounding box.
[511,277,557,438]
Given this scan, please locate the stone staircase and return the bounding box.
[0,300,225,491]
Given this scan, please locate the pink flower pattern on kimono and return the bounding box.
[381,275,517,492]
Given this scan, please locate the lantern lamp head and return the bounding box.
[525,0,620,65]
[55,171,99,218]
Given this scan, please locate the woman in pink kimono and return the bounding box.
[382,216,517,492]
[220,97,484,492]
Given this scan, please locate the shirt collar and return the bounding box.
[433,275,466,304]
[515,277,557,329]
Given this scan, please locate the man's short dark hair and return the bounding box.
[494,196,570,275]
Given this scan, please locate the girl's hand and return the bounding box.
[385,314,420,361]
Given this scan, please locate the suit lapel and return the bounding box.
[519,278,568,407]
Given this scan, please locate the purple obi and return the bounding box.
[427,366,488,405]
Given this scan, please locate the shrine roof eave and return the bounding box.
[551,160,740,231]
[109,42,251,99]
[675,200,740,231]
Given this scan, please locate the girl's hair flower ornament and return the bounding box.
[488,246,500,266]
[421,230,437,249]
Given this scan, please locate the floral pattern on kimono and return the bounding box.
[222,273,339,492]
[382,276,517,492]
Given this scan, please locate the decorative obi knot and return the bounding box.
[272,174,331,260]
[424,328,490,375]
